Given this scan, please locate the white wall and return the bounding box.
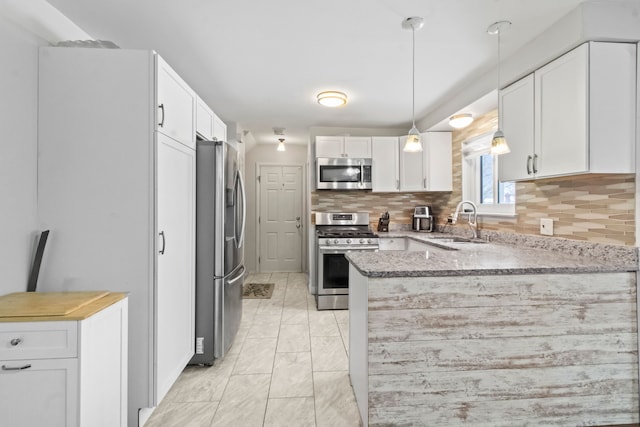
[0,16,44,293]
[244,144,308,273]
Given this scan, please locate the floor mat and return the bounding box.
[242,283,274,299]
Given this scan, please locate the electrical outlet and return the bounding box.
[540,218,553,236]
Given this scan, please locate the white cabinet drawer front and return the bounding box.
[0,322,78,360]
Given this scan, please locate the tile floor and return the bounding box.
[145,272,362,427]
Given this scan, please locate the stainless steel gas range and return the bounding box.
[315,212,379,310]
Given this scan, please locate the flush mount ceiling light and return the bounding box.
[488,20,511,156]
[449,113,474,129]
[276,138,286,152]
[317,91,347,107]
[402,16,424,153]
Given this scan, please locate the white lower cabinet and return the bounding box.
[156,134,196,402]
[0,358,77,427]
[0,298,128,427]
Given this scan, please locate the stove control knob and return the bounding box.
[367,239,372,244]
[346,239,352,244]
[359,238,365,244]
[333,239,339,245]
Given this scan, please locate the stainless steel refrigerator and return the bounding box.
[191,139,246,365]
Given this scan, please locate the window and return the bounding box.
[462,132,515,216]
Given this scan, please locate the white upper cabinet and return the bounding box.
[157,56,196,149]
[212,112,227,142]
[196,96,227,142]
[371,137,400,192]
[499,42,636,182]
[316,136,372,158]
[196,96,214,140]
[399,132,452,192]
[498,75,535,182]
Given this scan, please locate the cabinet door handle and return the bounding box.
[159,231,166,255]
[10,338,21,346]
[533,154,538,174]
[423,178,427,189]
[2,364,31,371]
[158,103,165,128]
[526,155,532,175]
[396,179,400,190]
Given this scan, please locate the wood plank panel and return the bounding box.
[368,394,640,427]
[368,333,638,375]
[369,302,637,342]
[368,273,636,311]
[368,364,638,407]
[354,270,639,426]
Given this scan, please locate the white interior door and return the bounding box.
[258,165,303,272]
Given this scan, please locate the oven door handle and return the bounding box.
[318,246,379,252]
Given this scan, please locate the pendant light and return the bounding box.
[273,127,286,152]
[487,20,511,155]
[402,16,424,153]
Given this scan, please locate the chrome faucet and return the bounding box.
[449,200,478,239]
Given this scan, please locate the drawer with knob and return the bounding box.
[0,322,77,360]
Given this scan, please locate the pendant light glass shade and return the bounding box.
[490,130,510,155]
[487,20,511,156]
[404,126,423,152]
[402,17,424,153]
[276,138,286,151]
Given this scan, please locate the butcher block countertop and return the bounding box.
[0,291,128,322]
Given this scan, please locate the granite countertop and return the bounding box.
[347,231,639,278]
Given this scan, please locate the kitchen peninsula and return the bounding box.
[347,234,639,426]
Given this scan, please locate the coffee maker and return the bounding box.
[412,206,433,232]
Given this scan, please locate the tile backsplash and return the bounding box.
[311,190,454,230]
[312,110,636,246]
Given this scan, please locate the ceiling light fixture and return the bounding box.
[317,91,347,107]
[449,113,474,129]
[276,138,286,152]
[487,20,511,156]
[402,16,424,153]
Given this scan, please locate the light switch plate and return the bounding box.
[540,218,553,236]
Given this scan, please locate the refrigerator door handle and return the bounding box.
[227,265,246,285]
[236,171,247,247]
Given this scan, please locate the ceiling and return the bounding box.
[48,0,594,146]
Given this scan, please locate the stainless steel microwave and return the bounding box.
[316,158,372,190]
